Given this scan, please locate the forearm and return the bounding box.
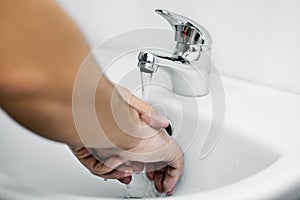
[0,0,96,147]
[0,0,87,96]
[0,1,184,191]
[0,0,148,150]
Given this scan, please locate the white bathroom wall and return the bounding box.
[56,0,300,94]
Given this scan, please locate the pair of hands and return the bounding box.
[71,85,184,195]
[0,0,183,196]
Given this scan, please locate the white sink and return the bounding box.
[0,108,279,199]
[1,49,300,199]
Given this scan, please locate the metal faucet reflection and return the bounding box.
[137,9,212,97]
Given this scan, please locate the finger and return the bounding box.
[78,154,128,176]
[146,171,155,181]
[128,94,152,114]
[101,165,133,180]
[162,159,184,195]
[118,176,132,184]
[130,162,145,173]
[129,95,169,128]
[72,147,91,159]
[94,156,129,175]
[141,113,169,128]
[162,169,179,195]
[115,85,169,128]
[153,171,165,193]
[145,163,155,180]
[166,186,176,196]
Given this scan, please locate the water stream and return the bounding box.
[122,171,166,198]
[140,71,153,100]
[121,71,168,198]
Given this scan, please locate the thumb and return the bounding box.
[140,111,169,128]
[129,95,169,128]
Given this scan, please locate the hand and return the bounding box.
[0,0,183,195]
[83,85,184,195]
[70,84,169,183]
[72,84,183,191]
[116,85,184,194]
[71,147,144,184]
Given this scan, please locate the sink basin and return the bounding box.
[1,49,300,200]
[0,108,279,199]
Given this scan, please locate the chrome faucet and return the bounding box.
[137,9,212,97]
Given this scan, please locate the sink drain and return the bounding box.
[165,119,173,136]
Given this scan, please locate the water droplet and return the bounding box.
[120,171,164,198]
[159,193,167,197]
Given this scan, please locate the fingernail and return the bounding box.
[166,192,173,196]
[162,118,170,128]
[156,115,169,127]
[163,119,170,127]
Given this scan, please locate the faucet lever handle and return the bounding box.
[155,9,212,46]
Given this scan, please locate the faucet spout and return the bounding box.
[137,51,209,97]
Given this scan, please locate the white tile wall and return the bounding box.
[57,0,300,94]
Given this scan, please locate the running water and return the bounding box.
[122,171,166,198]
[121,71,167,198]
[140,71,153,100]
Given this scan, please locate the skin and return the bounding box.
[0,0,184,195]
